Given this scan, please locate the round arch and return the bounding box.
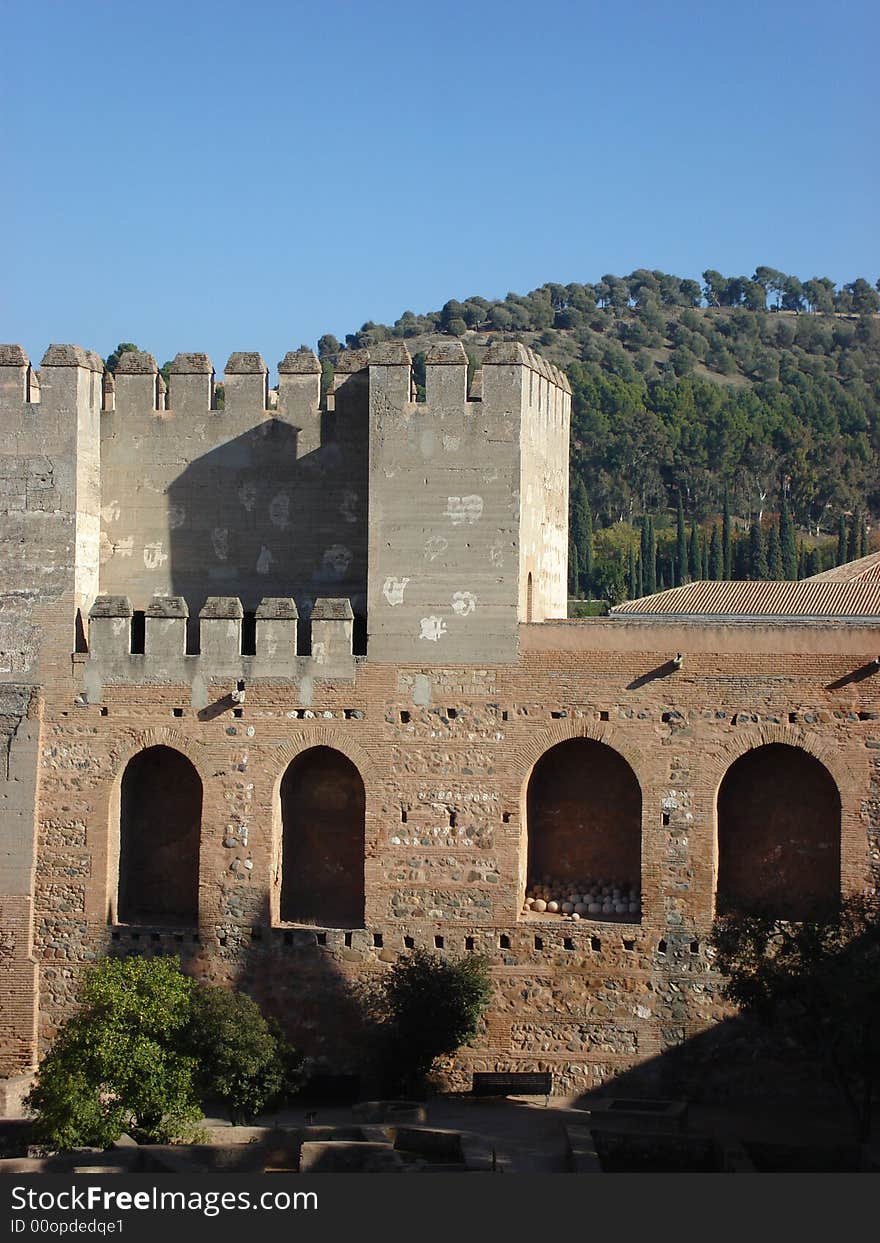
[717,742,841,919]
[278,745,366,928]
[525,736,643,919]
[117,744,202,925]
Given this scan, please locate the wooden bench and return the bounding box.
[472,1072,552,1098]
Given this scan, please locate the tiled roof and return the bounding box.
[805,550,880,584]
[610,579,880,619]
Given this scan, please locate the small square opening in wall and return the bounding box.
[599,710,610,721]
[661,812,670,826]
[344,932,353,947]
[465,936,475,952]
[501,710,509,722]
[400,808,408,823]
[172,707,184,718]
[400,710,410,724]
[502,812,512,824]
[448,811,457,828]
[316,931,327,946]
[534,936,543,951]
[789,712,798,723]
[434,935,444,949]
[499,934,510,949]
[100,706,109,717]
[233,708,243,719]
[373,933,383,948]
[658,939,668,955]
[623,939,635,951]
[404,936,415,949]
[564,937,574,951]
[446,708,458,719]
[690,940,700,955]
[590,936,601,952]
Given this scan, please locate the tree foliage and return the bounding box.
[710,898,880,1142]
[369,949,492,1095]
[25,957,297,1150]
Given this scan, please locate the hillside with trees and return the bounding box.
[321,267,879,602]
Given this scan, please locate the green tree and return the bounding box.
[848,513,860,562]
[185,986,300,1125]
[105,342,139,373]
[747,520,768,579]
[710,898,880,1144]
[317,334,340,358]
[570,478,593,596]
[370,949,492,1096]
[640,516,657,594]
[25,957,201,1151]
[767,522,782,578]
[568,539,579,596]
[688,521,701,581]
[837,514,848,565]
[779,496,798,579]
[627,544,638,599]
[675,495,687,586]
[804,546,821,576]
[709,523,723,579]
[722,493,732,579]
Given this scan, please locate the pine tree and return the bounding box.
[767,523,782,578]
[779,497,797,579]
[627,545,637,599]
[837,514,848,565]
[688,521,701,581]
[748,520,768,580]
[722,492,732,579]
[675,496,687,587]
[709,524,723,579]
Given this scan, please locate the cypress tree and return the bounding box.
[637,550,644,597]
[675,495,687,586]
[570,478,592,597]
[748,519,768,579]
[722,491,732,579]
[641,516,657,594]
[767,523,782,578]
[709,524,722,579]
[847,513,859,563]
[568,538,579,596]
[837,514,848,565]
[701,529,709,579]
[804,546,821,576]
[628,544,637,599]
[859,514,869,558]
[688,521,700,581]
[779,497,797,579]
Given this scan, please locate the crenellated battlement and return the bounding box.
[84,593,357,695]
[0,336,570,674]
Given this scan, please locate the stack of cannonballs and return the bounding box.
[523,876,640,919]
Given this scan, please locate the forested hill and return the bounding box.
[319,268,880,549]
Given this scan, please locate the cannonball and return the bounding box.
[546,901,559,913]
[614,901,627,914]
[574,903,587,916]
[533,899,547,913]
[629,902,639,914]
[571,912,580,921]
[588,902,602,915]
[524,897,534,908]
[562,902,574,914]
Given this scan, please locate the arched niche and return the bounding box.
[279,746,365,927]
[717,742,841,919]
[117,745,201,925]
[525,737,642,920]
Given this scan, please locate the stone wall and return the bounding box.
[20,617,880,1089]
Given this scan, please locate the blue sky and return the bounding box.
[2,0,877,373]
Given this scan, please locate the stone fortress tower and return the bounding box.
[0,335,878,1103]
